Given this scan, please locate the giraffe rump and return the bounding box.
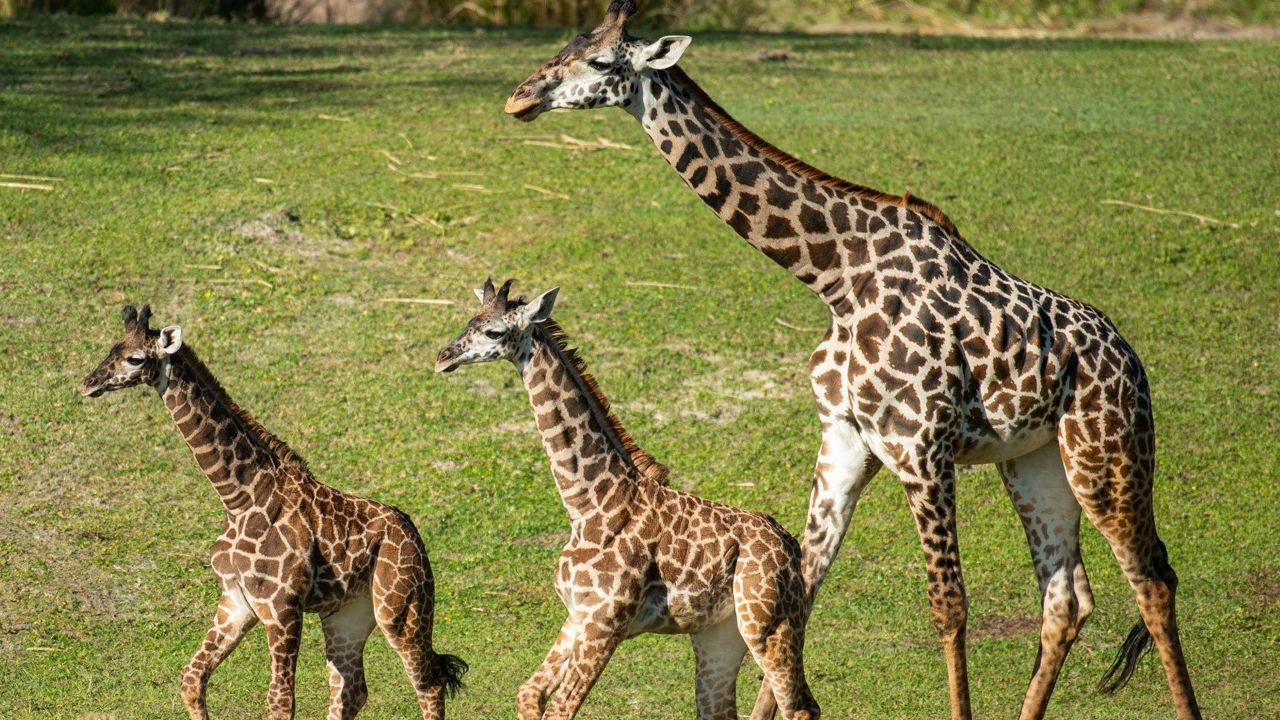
[534,316,670,485]
[173,345,310,473]
[665,66,960,238]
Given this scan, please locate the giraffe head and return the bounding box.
[80,305,183,397]
[434,279,559,373]
[504,0,690,122]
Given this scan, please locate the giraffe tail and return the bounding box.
[1097,619,1153,694]
[429,652,469,698]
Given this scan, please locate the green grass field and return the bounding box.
[1,18,1277,719]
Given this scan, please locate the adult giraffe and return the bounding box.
[503,4,1201,720]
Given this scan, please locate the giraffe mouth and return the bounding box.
[79,381,107,398]
[504,94,544,122]
[434,353,462,374]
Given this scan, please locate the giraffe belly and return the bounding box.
[626,583,734,637]
[953,425,1056,465]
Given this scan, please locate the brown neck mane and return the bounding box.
[533,319,669,486]
[173,345,310,473]
[664,66,960,237]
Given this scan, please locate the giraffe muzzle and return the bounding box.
[434,350,461,374]
[504,92,544,122]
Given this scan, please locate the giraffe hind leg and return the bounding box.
[373,523,466,720]
[998,440,1094,720]
[1059,392,1200,720]
[735,529,819,720]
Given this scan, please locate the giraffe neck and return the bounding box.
[157,347,288,515]
[627,66,960,312]
[518,325,645,524]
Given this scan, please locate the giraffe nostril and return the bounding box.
[435,349,460,374]
[505,85,544,119]
[79,379,104,397]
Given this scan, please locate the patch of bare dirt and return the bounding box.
[229,209,344,259]
[631,356,802,428]
[234,210,305,244]
[971,613,1041,639]
[1245,569,1280,611]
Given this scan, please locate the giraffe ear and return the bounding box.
[473,287,487,303]
[158,325,183,355]
[521,287,559,326]
[639,36,691,70]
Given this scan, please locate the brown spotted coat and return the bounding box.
[436,280,818,720]
[504,5,1201,720]
[80,306,466,720]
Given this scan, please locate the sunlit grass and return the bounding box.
[0,18,1276,719]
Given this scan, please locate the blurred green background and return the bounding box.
[2,0,1277,31]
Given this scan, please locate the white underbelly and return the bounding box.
[955,426,1056,465]
[625,583,734,637]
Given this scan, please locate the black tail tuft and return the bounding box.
[1098,619,1153,694]
[430,653,469,698]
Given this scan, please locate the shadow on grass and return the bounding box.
[0,17,1196,156]
[0,19,559,154]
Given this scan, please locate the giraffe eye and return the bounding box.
[125,355,144,366]
[484,329,505,339]
[587,57,612,72]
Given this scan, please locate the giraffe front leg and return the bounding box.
[691,618,749,720]
[901,460,971,720]
[998,441,1094,720]
[753,413,879,720]
[540,620,625,720]
[517,616,580,720]
[262,605,304,720]
[321,597,377,720]
[180,591,258,720]
[798,414,881,600]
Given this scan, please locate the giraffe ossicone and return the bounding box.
[81,305,467,720]
[506,4,1202,720]
[437,280,819,720]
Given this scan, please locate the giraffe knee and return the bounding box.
[1043,569,1092,639]
[349,681,369,714]
[930,594,968,638]
[1135,576,1176,617]
[1074,583,1095,631]
[516,681,546,718]
[1153,540,1179,591]
[178,665,205,705]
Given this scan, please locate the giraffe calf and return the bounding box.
[436,279,818,720]
[80,305,466,720]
